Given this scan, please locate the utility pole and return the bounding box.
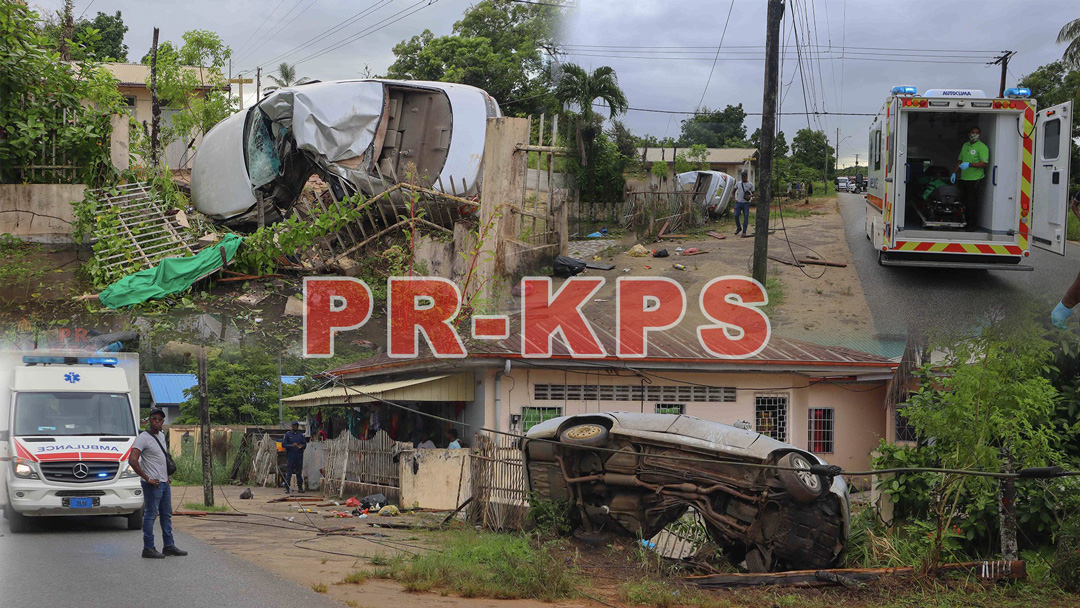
[198,346,213,507]
[256,66,262,102]
[150,28,161,169]
[752,0,785,285]
[989,51,1016,98]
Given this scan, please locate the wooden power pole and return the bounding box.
[752,0,785,284]
[990,51,1016,98]
[150,27,161,169]
[198,346,213,507]
[256,66,262,102]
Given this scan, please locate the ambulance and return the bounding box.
[865,86,1072,269]
[1,352,144,532]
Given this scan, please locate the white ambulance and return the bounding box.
[1,352,144,532]
[865,86,1072,269]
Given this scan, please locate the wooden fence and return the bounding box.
[469,432,530,531]
[321,430,411,500]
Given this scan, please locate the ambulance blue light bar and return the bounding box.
[1004,87,1031,98]
[891,86,917,96]
[23,356,119,366]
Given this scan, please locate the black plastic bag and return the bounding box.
[553,255,587,278]
[652,249,669,258]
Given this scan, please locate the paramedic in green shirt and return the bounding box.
[951,126,990,231]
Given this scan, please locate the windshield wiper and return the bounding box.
[70,432,126,436]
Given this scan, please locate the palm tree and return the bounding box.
[265,62,310,91]
[1060,19,1080,68]
[555,64,629,202]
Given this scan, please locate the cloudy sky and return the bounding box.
[31,0,1079,165]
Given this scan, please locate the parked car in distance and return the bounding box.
[191,79,502,228]
[835,177,850,193]
[523,413,849,573]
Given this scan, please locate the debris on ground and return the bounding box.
[684,560,1027,589]
[378,505,401,517]
[627,244,650,257]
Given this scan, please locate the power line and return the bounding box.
[561,43,1001,53]
[290,0,441,68]
[77,0,95,19]
[562,52,992,64]
[232,0,292,60]
[697,0,737,108]
[592,102,874,116]
[232,0,321,66]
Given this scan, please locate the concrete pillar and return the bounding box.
[109,114,130,171]
[477,117,529,302]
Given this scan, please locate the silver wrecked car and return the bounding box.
[191,79,501,227]
[523,413,849,572]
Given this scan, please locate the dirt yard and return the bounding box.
[566,196,877,345]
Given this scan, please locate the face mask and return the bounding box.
[969,133,980,143]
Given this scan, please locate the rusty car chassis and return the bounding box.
[523,413,849,572]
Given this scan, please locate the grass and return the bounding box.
[338,570,371,585]
[0,234,46,284]
[619,579,729,608]
[182,502,230,513]
[310,583,328,593]
[171,453,233,486]
[371,531,579,600]
[1068,212,1080,242]
[762,274,785,317]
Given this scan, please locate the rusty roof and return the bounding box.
[100,63,225,90]
[326,319,896,379]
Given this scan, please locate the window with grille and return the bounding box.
[533,384,734,403]
[521,406,562,431]
[754,394,787,442]
[654,403,685,415]
[807,408,834,454]
[895,406,918,442]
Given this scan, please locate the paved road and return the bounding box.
[838,192,1078,337]
[0,513,344,608]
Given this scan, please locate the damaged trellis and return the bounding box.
[82,182,200,286]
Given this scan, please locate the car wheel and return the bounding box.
[744,546,772,573]
[126,508,144,531]
[560,423,610,447]
[572,527,612,546]
[777,452,827,503]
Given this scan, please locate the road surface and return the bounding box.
[0,512,345,608]
[838,192,1077,337]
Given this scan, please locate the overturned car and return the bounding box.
[191,79,501,227]
[523,413,849,572]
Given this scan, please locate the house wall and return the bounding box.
[117,85,208,170]
[398,448,471,510]
[490,367,887,473]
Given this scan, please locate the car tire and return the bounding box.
[559,423,609,447]
[777,452,827,503]
[126,508,144,531]
[4,506,31,533]
[572,527,612,546]
[744,546,771,573]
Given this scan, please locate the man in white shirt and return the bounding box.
[733,172,755,237]
[129,408,187,559]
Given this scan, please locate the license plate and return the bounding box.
[69,497,93,509]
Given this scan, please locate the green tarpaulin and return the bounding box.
[98,233,243,309]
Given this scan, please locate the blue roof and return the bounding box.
[145,373,198,406]
[145,373,305,406]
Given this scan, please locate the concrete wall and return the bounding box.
[398,448,471,510]
[0,184,84,242]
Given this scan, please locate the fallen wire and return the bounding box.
[327,379,1080,481]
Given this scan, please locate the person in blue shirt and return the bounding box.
[282,421,307,494]
[447,428,462,449]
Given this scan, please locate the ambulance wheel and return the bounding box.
[126,507,144,530]
[877,251,886,266]
[4,506,31,533]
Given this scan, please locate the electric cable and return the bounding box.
[696,0,737,109]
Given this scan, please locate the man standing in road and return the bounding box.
[733,172,754,237]
[282,421,307,494]
[129,408,187,559]
[952,126,990,231]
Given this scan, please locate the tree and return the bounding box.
[791,128,834,179]
[40,7,128,61]
[387,0,561,116]
[265,62,310,90]
[176,348,315,425]
[1058,18,1080,68]
[608,120,640,172]
[1019,60,1080,189]
[555,63,628,202]
[1,2,122,184]
[674,144,709,173]
[750,128,788,158]
[898,317,1065,564]
[678,105,747,148]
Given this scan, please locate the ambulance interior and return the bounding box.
[896,111,1019,240]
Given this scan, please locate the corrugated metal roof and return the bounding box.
[100,63,224,89]
[144,373,197,405]
[638,147,758,164]
[325,320,896,379]
[283,374,473,407]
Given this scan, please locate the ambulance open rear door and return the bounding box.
[1031,101,1073,256]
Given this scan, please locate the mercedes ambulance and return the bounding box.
[865,86,1072,269]
[1,352,144,532]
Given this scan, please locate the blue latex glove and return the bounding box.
[1052,301,1074,329]
[959,162,971,170]
[950,173,957,184]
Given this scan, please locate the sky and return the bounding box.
[30,0,1079,166]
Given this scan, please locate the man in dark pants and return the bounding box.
[952,126,990,231]
[733,172,754,237]
[129,408,187,559]
[282,421,306,494]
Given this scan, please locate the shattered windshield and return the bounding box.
[246,112,282,189]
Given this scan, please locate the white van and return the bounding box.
[1,352,144,532]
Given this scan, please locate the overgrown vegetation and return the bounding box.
[0,234,46,284]
[526,495,575,537]
[182,502,230,513]
[372,532,578,600]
